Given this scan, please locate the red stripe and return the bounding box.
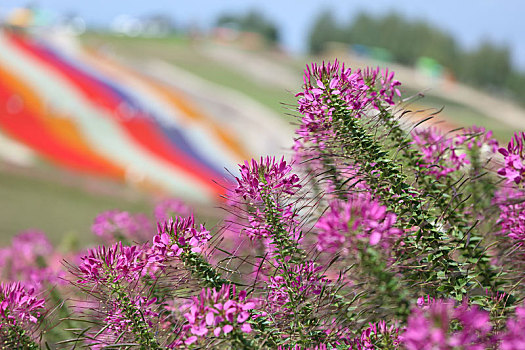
[0,80,121,175]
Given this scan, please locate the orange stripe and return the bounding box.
[149,79,250,160]
[0,64,126,180]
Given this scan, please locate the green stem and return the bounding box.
[113,287,161,350]
[324,95,476,299]
[372,105,500,291]
[1,324,40,350]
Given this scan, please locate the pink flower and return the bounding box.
[104,296,159,335]
[362,66,402,107]
[234,156,301,202]
[493,187,525,244]
[401,299,493,349]
[154,198,191,222]
[92,210,153,243]
[498,132,525,184]
[267,261,330,317]
[227,157,301,246]
[351,320,400,349]
[176,285,260,345]
[277,344,329,350]
[315,194,403,255]
[150,215,211,263]
[0,282,45,328]
[411,127,470,179]
[499,303,525,349]
[76,242,148,284]
[0,231,66,292]
[455,125,498,153]
[293,61,401,159]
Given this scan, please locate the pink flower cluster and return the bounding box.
[103,295,159,335]
[92,210,152,243]
[402,299,492,349]
[150,215,211,262]
[499,304,525,349]
[455,125,499,153]
[277,344,330,350]
[411,127,470,179]
[267,261,330,316]
[234,156,301,202]
[362,66,402,107]
[296,63,350,150]
[243,202,298,241]
[294,61,401,154]
[231,157,301,241]
[315,194,402,254]
[177,284,258,346]
[352,320,400,349]
[77,242,148,284]
[0,282,45,327]
[154,198,191,222]
[498,132,525,184]
[493,188,525,244]
[0,231,65,292]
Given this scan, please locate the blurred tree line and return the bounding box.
[309,11,525,103]
[216,10,279,43]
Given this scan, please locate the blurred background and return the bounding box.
[1,0,524,245]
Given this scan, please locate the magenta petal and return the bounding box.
[369,231,381,245]
[223,300,235,310]
[161,233,171,245]
[242,301,256,310]
[183,312,195,324]
[241,323,252,333]
[191,326,208,336]
[237,311,250,323]
[214,327,221,337]
[223,324,233,334]
[185,336,198,345]
[206,312,215,326]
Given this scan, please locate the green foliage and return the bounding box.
[180,250,230,288]
[308,11,347,54]
[113,287,161,350]
[308,10,525,105]
[216,10,279,44]
[458,41,512,87]
[0,325,40,350]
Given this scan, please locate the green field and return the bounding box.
[0,166,154,247]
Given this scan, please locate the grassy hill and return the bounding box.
[0,162,154,246]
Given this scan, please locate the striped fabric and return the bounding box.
[0,30,254,202]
